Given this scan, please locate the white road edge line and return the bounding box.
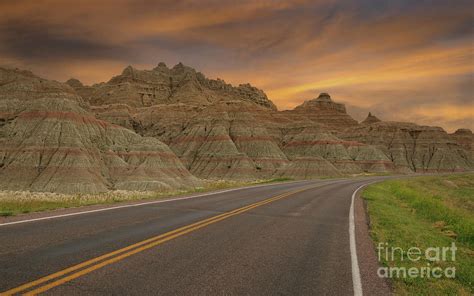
[349,182,373,296]
[0,180,316,227]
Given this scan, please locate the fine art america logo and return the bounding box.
[377,242,457,279]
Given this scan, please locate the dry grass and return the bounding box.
[0,178,294,216]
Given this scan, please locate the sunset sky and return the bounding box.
[0,0,472,132]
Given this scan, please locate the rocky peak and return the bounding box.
[66,78,84,88]
[450,128,473,152]
[454,128,472,135]
[85,62,278,110]
[0,67,81,102]
[0,67,36,79]
[294,92,347,113]
[156,62,167,68]
[361,112,381,124]
[289,93,359,132]
[316,92,332,102]
[235,83,277,110]
[121,65,136,76]
[171,62,196,74]
[152,62,170,73]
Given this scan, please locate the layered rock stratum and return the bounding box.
[0,68,200,193]
[1,63,472,193]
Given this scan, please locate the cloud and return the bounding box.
[340,73,474,132]
[0,20,132,62]
[0,0,472,131]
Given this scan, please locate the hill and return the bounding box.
[1,63,472,193]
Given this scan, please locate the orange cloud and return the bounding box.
[0,0,472,132]
[268,42,473,101]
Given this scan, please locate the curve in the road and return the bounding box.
[2,183,327,295]
[1,177,394,295]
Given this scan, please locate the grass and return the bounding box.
[0,171,398,217]
[362,173,474,295]
[0,177,294,217]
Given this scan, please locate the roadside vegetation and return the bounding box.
[362,173,474,295]
[0,172,393,217]
[0,178,294,217]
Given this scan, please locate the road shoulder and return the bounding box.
[355,187,392,295]
[0,179,313,225]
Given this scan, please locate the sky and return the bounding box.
[0,0,472,132]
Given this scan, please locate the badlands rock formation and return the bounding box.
[361,112,381,125]
[341,121,473,172]
[75,62,276,110]
[288,93,359,133]
[0,68,199,193]
[450,129,473,151]
[450,129,474,161]
[1,63,472,193]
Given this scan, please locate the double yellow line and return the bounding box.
[2,185,316,295]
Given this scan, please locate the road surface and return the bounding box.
[0,177,391,295]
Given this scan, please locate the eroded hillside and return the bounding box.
[1,63,472,193]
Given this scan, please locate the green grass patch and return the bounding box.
[362,173,474,295]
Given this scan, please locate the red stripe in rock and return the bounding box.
[105,151,177,158]
[172,135,275,143]
[192,167,275,173]
[4,165,189,173]
[1,147,178,159]
[332,160,393,164]
[181,156,289,163]
[233,136,275,142]
[173,136,230,143]
[284,140,365,147]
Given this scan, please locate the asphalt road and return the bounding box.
[0,177,391,295]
